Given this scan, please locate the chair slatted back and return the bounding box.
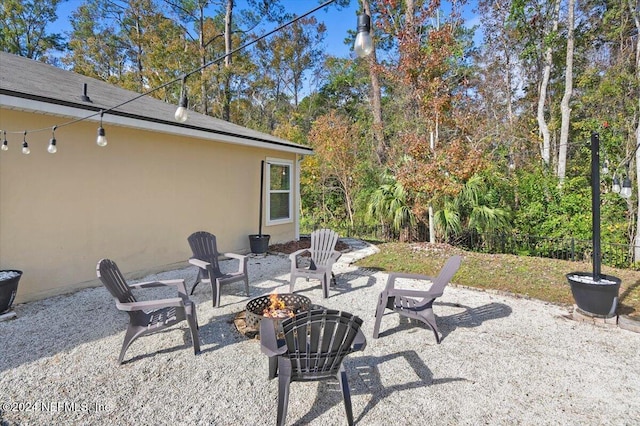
[97,258,137,304]
[281,309,362,378]
[428,255,463,298]
[310,229,339,268]
[188,231,222,276]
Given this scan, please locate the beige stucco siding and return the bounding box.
[0,108,298,303]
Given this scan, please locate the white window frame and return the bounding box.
[266,158,294,225]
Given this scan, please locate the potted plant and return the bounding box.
[249,160,270,254]
[0,269,22,315]
[566,132,620,317]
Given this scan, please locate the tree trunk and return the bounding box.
[537,0,560,166]
[222,0,233,121]
[199,4,209,116]
[361,0,386,165]
[558,0,575,183]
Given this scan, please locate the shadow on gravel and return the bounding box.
[289,350,467,425]
[374,302,512,343]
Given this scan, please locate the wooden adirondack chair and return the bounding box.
[289,228,341,299]
[260,309,366,426]
[96,258,200,364]
[373,255,462,344]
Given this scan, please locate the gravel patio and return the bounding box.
[1,239,639,425]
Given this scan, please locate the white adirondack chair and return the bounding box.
[289,229,341,298]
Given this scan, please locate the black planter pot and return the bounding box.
[0,270,22,314]
[249,234,270,254]
[567,272,621,317]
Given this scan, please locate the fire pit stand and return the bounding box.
[245,293,312,331]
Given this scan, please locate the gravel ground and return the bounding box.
[1,240,639,426]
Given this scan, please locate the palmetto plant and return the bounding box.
[435,174,511,239]
[367,174,416,234]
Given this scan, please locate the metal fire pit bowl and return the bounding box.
[245,293,311,331]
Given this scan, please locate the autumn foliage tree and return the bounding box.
[307,111,363,228]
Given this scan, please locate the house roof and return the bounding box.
[0,52,313,155]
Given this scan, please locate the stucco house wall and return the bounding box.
[0,52,312,303]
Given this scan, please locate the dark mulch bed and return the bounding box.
[268,236,350,255]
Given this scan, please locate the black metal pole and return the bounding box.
[591,131,601,281]
[259,160,264,237]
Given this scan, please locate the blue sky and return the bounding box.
[49,0,480,59]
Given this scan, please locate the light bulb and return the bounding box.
[175,96,188,122]
[22,142,30,155]
[96,126,108,147]
[612,177,621,194]
[1,141,7,151]
[48,137,57,154]
[620,177,632,199]
[354,14,373,58]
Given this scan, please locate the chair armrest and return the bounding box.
[259,318,287,357]
[289,248,310,259]
[188,258,210,269]
[352,328,367,352]
[224,252,248,274]
[385,272,435,290]
[131,279,185,289]
[330,251,342,262]
[115,297,184,312]
[224,252,246,261]
[386,288,436,298]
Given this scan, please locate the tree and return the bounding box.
[308,111,362,228]
[557,0,575,183]
[0,0,65,60]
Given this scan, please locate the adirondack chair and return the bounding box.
[188,231,250,307]
[260,309,366,426]
[373,255,462,344]
[289,229,341,299]
[96,258,200,364]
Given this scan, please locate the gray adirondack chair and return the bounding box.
[289,228,341,298]
[96,258,200,364]
[373,255,462,344]
[260,309,366,426]
[188,231,249,307]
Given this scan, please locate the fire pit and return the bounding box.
[245,293,311,331]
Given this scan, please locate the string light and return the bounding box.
[47,126,58,154]
[354,14,373,58]
[174,75,189,123]
[1,131,7,151]
[96,110,107,147]
[0,0,366,149]
[612,176,621,193]
[22,131,30,155]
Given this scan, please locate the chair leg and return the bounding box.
[211,280,221,307]
[289,275,297,294]
[420,308,441,344]
[190,270,203,295]
[268,356,278,379]
[372,292,387,339]
[244,275,250,297]
[337,366,354,426]
[277,360,292,426]
[186,303,201,354]
[118,324,141,364]
[190,280,200,295]
[322,274,330,299]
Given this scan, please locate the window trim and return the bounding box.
[266,158,294,226]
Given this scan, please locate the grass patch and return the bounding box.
[354,242,640,319]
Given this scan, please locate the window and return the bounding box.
[266,159,293,225]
